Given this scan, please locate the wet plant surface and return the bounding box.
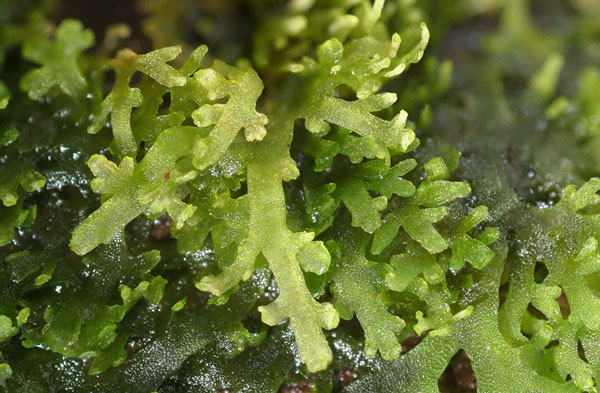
[2,0,600,392]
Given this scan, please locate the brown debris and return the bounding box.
[150,214,172,241]
[332,368,358,390]
[186,289,210,308]
[401,331,426,353]
[278,381,312,393]
[438,350,477,393]
[452,351,476,390]
[557,289,570,319]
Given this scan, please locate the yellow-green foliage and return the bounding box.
[2,0,600,392]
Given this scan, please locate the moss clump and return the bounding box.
[1,0,600,392]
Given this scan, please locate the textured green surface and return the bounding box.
[1,0,600,392]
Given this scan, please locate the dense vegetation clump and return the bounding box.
[1,0,600,392]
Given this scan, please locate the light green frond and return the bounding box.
[20,19,94,99]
